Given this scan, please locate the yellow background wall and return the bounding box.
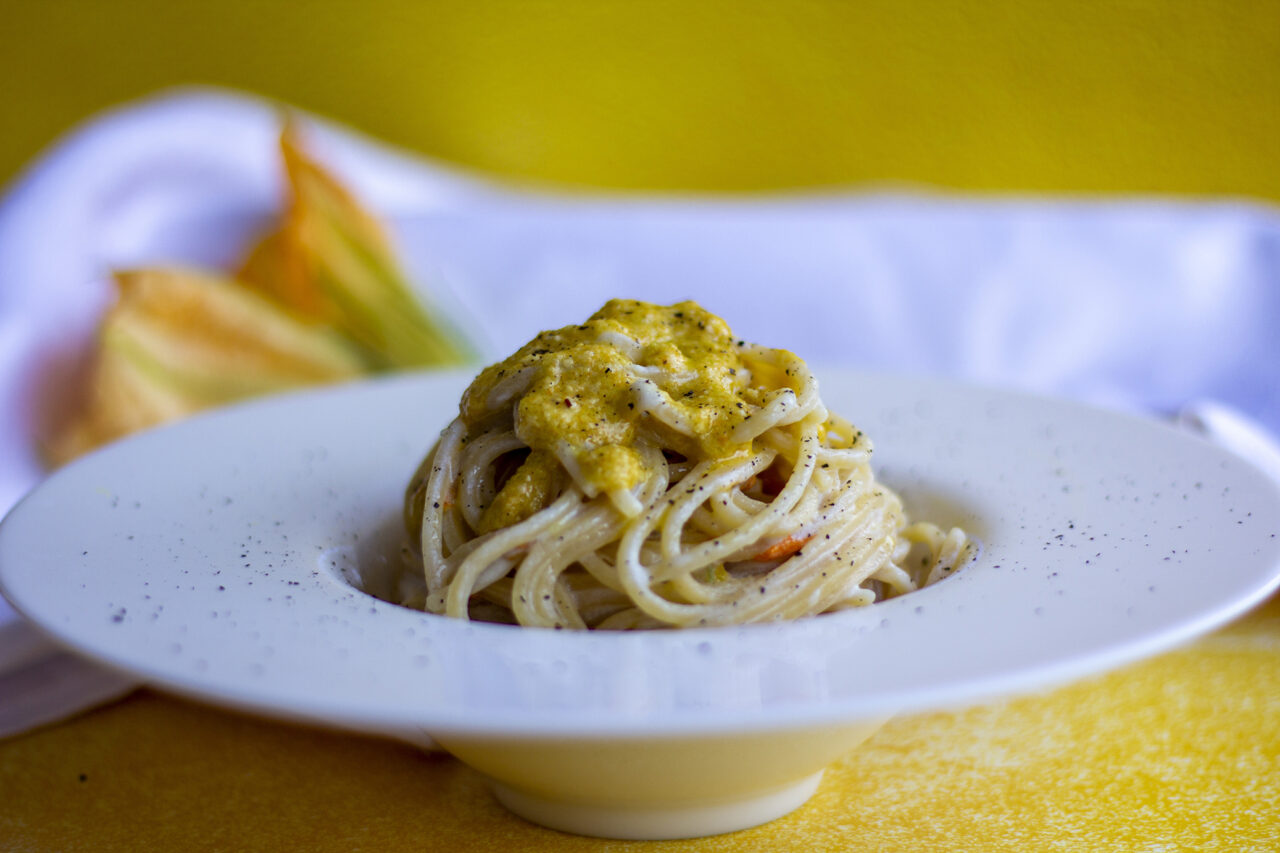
[3,0,1278,198]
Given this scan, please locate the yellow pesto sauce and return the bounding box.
[473,449,564,534]
[462,300,776,526]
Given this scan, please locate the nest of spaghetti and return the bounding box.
[404,299,973,630]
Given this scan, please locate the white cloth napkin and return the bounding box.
[2,86,1278,738]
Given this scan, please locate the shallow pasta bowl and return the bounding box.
[2,368,1279,839]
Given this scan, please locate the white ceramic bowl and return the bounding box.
[3,369,1279,838]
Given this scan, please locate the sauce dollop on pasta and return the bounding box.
[405,299,974,629]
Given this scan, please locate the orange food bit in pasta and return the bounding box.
[752,533,814,562]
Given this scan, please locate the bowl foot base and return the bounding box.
[490,770,824,840]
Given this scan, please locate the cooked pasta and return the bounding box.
[403,299,974,629]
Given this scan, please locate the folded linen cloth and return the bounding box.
[1,87,1277,738]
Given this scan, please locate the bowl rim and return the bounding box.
[3,369,1279,738]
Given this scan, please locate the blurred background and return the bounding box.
[4,0,1278,198]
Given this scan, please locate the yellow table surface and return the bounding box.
[2,592,1276,850]
[3,2,1279,849]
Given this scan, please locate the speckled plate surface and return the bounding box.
[2,369,1279,739]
